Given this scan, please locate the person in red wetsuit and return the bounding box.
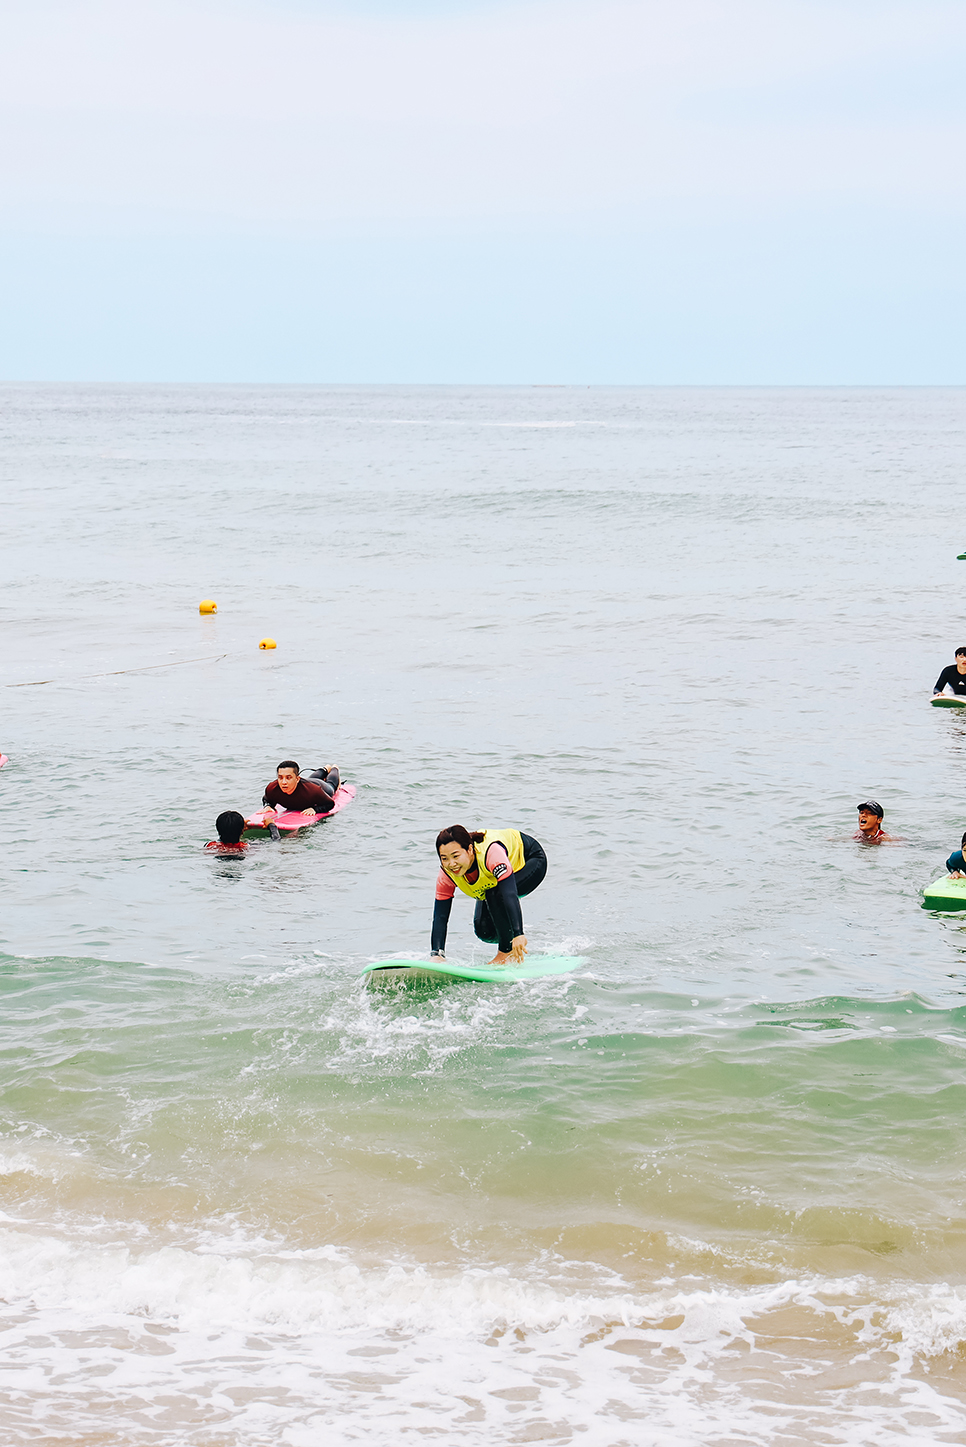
[853,801,896,843]
[205,811,249,853]
[262,760,338,818]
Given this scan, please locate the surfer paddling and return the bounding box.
[945,832,966,878]
[262,760,339,818]
[432,826,547,966]
[933,648,966,698]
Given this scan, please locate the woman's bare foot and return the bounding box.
[488,951,512,966]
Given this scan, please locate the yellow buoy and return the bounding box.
[199,599,217,614]
[259,637,277,650]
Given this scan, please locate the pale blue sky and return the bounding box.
[0,0,962,382]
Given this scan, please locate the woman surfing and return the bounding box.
[432,826,547,966]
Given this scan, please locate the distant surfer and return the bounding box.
[946,832,966,878]
[205,811,249,854]
[262,760,338,817]
[854,801,895,843]
[432,826,547,966]
[933,648,966,697]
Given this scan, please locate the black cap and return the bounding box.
[856,801,883,817]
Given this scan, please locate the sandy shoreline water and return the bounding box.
[2,383,966,1443]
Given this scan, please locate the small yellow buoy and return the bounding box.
[199,599,217,614]
[259,637,277,650]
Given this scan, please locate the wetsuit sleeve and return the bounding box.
[431,898,452,955]
[313,784,335,814]
[934,665,963,695]
[483,842,513,879]
[480,843,524,937]
[431,870,456,955]
[494,872,524,938]
[298,779,334,813]
[947,851,966,873]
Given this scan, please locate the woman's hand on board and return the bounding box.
[509,935,528,964]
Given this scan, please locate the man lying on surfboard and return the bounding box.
[432,825,547,967]
[262,760,339,818]
[933,648,966,698]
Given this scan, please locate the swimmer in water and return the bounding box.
[205,810,249,853]
[933,648,966,698]
[854,801,895,843]
[432,825,548,966]
[946,832,966,878]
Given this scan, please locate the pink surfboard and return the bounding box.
[0,755,7,769]
[245,783,356,832]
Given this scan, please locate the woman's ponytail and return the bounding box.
[436,825,486,853]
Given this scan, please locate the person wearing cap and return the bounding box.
[854,801,893,843]
[933,648,966,697]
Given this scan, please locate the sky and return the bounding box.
[0,0,963,383]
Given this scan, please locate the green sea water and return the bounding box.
[2,384,966,1444]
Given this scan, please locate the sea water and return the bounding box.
[2,384,966,1444]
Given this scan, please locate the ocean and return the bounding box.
[2,383,966,1444]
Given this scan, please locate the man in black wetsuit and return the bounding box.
[262,761,339,817]
[933,648,966,697]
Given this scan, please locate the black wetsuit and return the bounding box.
[431,833,548,956]
[306,766,340,797]
[933,665,966,696]
[947,850,966,873]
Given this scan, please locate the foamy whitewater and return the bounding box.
[2,384,966,1444]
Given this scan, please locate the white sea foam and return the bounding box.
[0,1226,963,1445]
[317,983,511,1073]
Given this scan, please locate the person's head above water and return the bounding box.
[436,825,486,877]
[856,801,884,835]
[216,810,246,844]
[956,648,966,671]
[276,761,301,794]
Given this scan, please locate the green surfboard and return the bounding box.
[922,875,966,910]
[361,955,584,987]
[931,696,966,708]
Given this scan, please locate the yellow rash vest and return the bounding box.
[443,829,526,899]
